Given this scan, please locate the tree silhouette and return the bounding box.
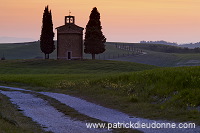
[84,7,106,60]
[40,6,55,59]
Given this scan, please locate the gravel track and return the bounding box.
[0,86,200,133]
[40,92,200,133]
[0,90,105,133]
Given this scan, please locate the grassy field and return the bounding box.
[0,41,131,60]
[0,41,48,59]
[0,59,199,126]
[0,41,200,130]
[112,50,200,67]
[2,41,200,67]
[107,42,200,67]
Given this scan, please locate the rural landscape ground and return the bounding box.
[0,42,200,132]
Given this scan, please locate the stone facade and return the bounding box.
[56,16,84,60]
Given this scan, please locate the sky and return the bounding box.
[0,0,200,44]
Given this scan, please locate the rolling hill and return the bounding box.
[1,41,200,67]
[0,59,199,125]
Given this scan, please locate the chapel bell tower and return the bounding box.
[65,16,75,24]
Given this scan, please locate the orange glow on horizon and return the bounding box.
[0,0,200,43]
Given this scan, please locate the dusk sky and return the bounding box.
[0,0,200,44]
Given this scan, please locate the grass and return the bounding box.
[0,41,199,133]
[2,41,200,67]
[112,50,179,67]
[0,59,156,132]
[0,59,156,89]
[0,59,199,126]
[54,69,200,125]
[0,59,156,88]
[1,59,156,73]
[107,42,200,67]
[0,41,131,60]
[112,49,200,67]
[97,67,200,108]
[0,41,48,59]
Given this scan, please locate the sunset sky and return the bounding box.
[0,0,200,43]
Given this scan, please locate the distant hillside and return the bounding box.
[1,41,200,67]
[140,40,178,46]
[0,36,36,43]
[108,42,200,67]
[139,40,200,49]
[0,41,130,60]
[0,41,56,59]
[110,42,200,53]
[179,42,200,48]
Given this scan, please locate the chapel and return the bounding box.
[56,14,84,60]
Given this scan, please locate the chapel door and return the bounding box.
[67,51,72,60]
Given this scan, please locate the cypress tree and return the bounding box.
[84,7,106,60]
[40,6,55,59]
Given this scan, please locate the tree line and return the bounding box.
[118,43,200,53]
[40,6,106,59]
[140,40,178,46]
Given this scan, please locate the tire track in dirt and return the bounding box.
[0,86,200,133]
[0,90,106,133]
